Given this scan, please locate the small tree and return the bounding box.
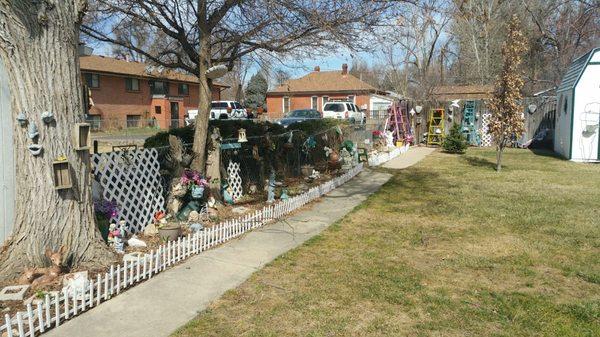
[244,72,268,110]
[442,124,468,154]
[488,15,528,171]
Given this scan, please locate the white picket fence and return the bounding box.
[0,163,364,337]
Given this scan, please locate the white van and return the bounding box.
[322,102,365,123]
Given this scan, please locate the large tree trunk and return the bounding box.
[191,1,212,174]
[0,1,114,282]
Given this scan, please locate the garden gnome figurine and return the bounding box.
[267,171,276,204]
[280,188,289,201]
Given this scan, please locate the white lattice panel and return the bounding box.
[480,113,493,147]
[226,161,243,200]
[92,149,165,234]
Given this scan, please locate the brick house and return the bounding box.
[266,64,391,119]
[80,55,227,129]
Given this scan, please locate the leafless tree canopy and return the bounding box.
[83,0,394,74]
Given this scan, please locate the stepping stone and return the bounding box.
[0,285,30,301]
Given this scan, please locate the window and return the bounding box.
[178,83,189,95]
[126,115,141,128]
[154,106,162,114]
[283,96,290,114]
[348,95,355,103]
[322,96,329,109]
[211,102,228,109]
[323,103,344,112]
[125,78,140,92]
[346,103,353,111]
[311,96,318,109]
[84,73,100,88]
[150,81,169,95]
[86,115,101,130]
[231,102,243,109]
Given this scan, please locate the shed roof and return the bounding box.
[80,55,228,87]
[267,70,378,94]
[557,47,600,93]
[432,85,494,100]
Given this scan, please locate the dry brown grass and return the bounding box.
[173,148,599,337]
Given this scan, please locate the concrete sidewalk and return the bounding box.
[46,170,393,337]
[382,146,436,169]
[45,147,433,337]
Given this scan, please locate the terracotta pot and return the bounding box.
[158,225,181,242]
[301,165,314,177]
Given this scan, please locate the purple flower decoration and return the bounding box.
[94,199,119,220]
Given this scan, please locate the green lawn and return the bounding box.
[174,148,600,337]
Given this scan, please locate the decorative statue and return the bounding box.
[108,222,125,253]
[267,171,276,203]
[280,188,289,201]
[340,148,353,172]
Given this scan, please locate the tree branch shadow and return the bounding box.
[461,155,497,169]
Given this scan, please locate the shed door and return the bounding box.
[0,58,15,243]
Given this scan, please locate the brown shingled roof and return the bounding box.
[80,55,227,87]
[268,70,378,94]
[432,85,494,100]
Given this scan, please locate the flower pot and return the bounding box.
[301,165,314,177]
[158,225,181,242]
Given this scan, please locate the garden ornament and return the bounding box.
[189,223,204,232]
[205,64,228,79]
[267,172,276,203]
[28,122,39,139]
[17,112,27,126]
[41,111,55,124]
[528,104,537,114]
[223,186,234,205]
[19,246,67,288]
[207,196,216,208]
[409,108,416,116]
[191,185,205,199]
[127,235,147,248]
[237,128,248,142]
[280,188,289,201]
[415,105,423,114]
[450,99,460,109]
[27,144,43,156]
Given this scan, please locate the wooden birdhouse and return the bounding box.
[72,123,91,151]
[52,161,72,190]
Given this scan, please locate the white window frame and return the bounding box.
[322,96,329,109]
[283,96,290,114]
[311,96,318,110]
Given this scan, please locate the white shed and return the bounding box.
[0,58,15,243]
[554,47,600,162]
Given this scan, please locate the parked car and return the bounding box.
[322,101,365,123]
[277,109,322,128]
[185,100,248,125]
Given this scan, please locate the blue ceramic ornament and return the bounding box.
[17,112,27,126]
[28,122,39,139]
[41,111,55,124]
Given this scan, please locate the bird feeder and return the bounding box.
[415,105,423,114]
[237,128,248,142]
[52,160,72,190]
[72,123,91,151]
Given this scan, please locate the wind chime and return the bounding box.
[461,101,480,146]
[426,108,445,146]
[385,100,413,145]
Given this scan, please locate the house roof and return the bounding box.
[557,47,600,93]
[432,85,495,100]
[267,70,379,94]
[80,55,228,87]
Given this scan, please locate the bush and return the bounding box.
[143,120,286,148]
[442,123,468,154]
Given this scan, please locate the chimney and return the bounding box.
[341,63,348,75]
[314,66,320,72]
